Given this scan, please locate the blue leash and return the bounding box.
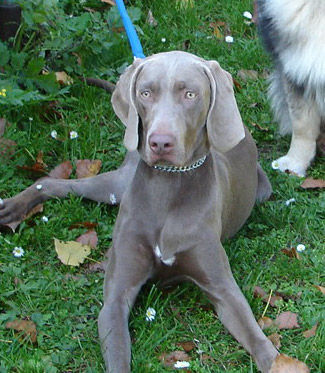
[115,0,146,59]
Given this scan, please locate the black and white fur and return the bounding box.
[258,0,325,176]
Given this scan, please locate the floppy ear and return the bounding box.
[203,60,245,153]
[111,58,144,151]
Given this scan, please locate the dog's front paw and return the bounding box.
[272,155,307,177]
[0,196,29,227]
[269,354,309,373]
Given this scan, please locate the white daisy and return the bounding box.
[51,130,58,139]
[296,244,306,252]
[41,216,49,223]
[13,246,24,257]
[36,184,43,190]
[225,35,234,43]
[145,307,156,322]
[109,193,117,205]
[161,38,166,43]
[271,160,279,170]
[243,11,253,20]
[69,131,78,139]
[0,198,4,206]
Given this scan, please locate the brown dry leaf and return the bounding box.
[146,9,158,27]
[258,316,274,330]
[253,285,267,299]
[268,333,282,349]
[209,21,225,39]
[270,354,309,373]
[281,247,301,260]
[76,159,102,178]
[312,285,325,295]
[301,177,325,189]
[76,230,98,249]
[54,238,91,266]
[85,260,108,273]
[275,311,300,330]
[177,341,196,352]
[251,122,269,132]
[237,69,259,81]
[17,152,48,175]
[0,117,6,136]
[4,204,43,232]
[48,161,73,179]
[55,71,73,85]
[302,322,318,338]
[69,221,98,230]
[5,319,37,344]
[159,350,190,368]
[253,286,282,307]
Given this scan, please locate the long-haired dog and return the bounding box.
[257,0,325,176]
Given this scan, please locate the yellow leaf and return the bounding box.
[54,238,91,266]
[55,71,73,86]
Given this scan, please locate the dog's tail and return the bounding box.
[268,69,292,135]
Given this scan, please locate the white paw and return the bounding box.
[272,155,307,177]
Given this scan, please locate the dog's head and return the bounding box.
[112,51,245,167]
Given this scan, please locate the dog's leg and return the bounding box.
[98,242,153,372]
[256,163,272,203]
[275,86,321,176]
[181,242,278,372]
[0,152,139,226]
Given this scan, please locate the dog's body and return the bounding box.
[0,51,309,372]
[257,0,325,176]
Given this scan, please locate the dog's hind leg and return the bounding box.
[274,86,321,176]
[0,151,139,226]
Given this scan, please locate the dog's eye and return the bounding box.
[185,91,196,99]
[141,90,151,98]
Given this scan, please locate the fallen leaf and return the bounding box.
[258,316,274,330]
[17,152,48,175]
[251,122,269,132]
[159,350,190,368]
[55,71,73,85]
[209,21,225,39]
[76,159,102,178]
[270,354,309,373]
[76,230,98,248]
[268,333,282,349]
[281,247,301,260]
[275,311,299,330]
[312,285,325,295]
[302,322,318,338]
[301,178,325,189]
[5,319,37,344]
[253,286,283,307]
[54,238,91,266]
[237,69,259,81]
[0,117,6,136]
[177,341,196,352]
[146,9,158,27]
[48,161,73,179]
[69,221,98,230]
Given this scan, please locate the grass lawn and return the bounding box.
[0,0,324,372]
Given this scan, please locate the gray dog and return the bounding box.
[0,52,309,372]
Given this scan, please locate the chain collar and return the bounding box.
[152,155,207,173]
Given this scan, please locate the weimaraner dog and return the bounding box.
[0,52,308,372]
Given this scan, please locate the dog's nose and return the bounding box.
[149,133,175,155]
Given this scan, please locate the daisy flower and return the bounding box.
[145,307,156,322]
[69,131,78,139]
[225,35,234,43]
[13,247,24,257]
[174,361,190,369]
[296,244,306,252]
[51,130,58,139]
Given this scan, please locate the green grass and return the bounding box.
[0,0,324,372]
